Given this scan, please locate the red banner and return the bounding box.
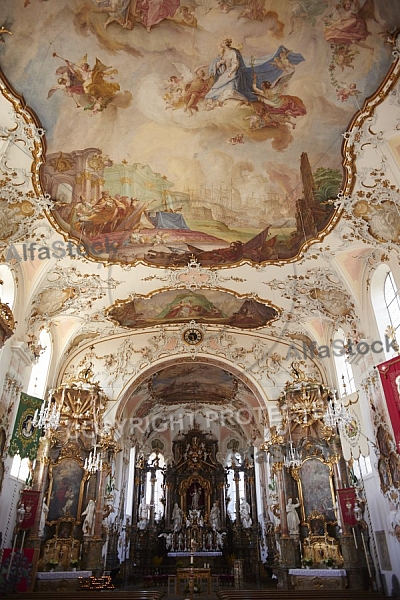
[377,356,400,454]
[337,488,357,527]
[20,490,40,531]
[1,548,35,592]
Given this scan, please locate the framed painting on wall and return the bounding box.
[295,457,336,522]
[47,458,86,523]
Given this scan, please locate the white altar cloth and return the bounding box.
[37,570,92,579]
[289,569,346,577]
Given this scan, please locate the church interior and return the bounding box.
[0,1,400,598]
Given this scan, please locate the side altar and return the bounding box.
[289,568,347,590]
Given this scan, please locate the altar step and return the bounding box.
[3,588,389,600]
[3,592,165,600]
[216,589,387,600]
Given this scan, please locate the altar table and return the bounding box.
[36,570,92,592]
[176,567,211,594]
[288,568,347,590]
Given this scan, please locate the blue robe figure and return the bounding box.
[206,40,304,105]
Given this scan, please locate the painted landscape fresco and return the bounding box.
[2,0,398,266]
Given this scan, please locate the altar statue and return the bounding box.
[172,502,183,532]
[209,501,221,531]
[82,499,96,536]
[286,497,300,534]
[240,498,252,528]
[191,485,201,509]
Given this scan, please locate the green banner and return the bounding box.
[8,392,43,461]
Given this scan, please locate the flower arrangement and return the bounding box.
[302,557,313,568]
[70,559,79,568]
[323,557,335,568]
[47,559,59,570]
[184,583,201,594]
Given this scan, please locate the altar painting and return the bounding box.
[298,458,335,522]
[47,458,85,523]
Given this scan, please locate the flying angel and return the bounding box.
[164,63,213,115]
[251,71,306,129]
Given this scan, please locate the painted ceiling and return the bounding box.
[1,0,398,268]
[1,1,400,445]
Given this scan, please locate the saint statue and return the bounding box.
[209,501,221,531]
[82,499,96,536]
[286,497,301,534]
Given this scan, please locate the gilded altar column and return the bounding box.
[83,462,107,574]
[273,462,288,537]
[247,460,257,526]
[93,461,108,539]
[30,435,51,538]
[132,455,144,528]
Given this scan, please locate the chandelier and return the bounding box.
[284,439,301,468]
[32,395,61,432]
[84,445,103,474]
[323,390,352,430]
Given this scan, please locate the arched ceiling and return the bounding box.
[0,2,400,445]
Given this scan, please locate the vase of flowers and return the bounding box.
[70,559,79,571]
[302,557,313,569]
[47,560,59,572]
[323,557,335,569]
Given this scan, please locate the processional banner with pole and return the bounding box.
[376,356,400,453]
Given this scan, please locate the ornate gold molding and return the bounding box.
[0,301,15,347]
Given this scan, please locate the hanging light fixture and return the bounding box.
[323,388,352,431]
[84,445,103,474]
[32,394,61,432]
[283,439,302,469]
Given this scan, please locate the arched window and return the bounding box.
[371,265,400,359]
[384,271,400,340]
[333,328,356,397]
[0,264,15,308]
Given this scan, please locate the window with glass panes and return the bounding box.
[384,271,400,338]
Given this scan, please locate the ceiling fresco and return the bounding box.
[2,0,398,268]
[150,363,237,404]
[107,288,279,329]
